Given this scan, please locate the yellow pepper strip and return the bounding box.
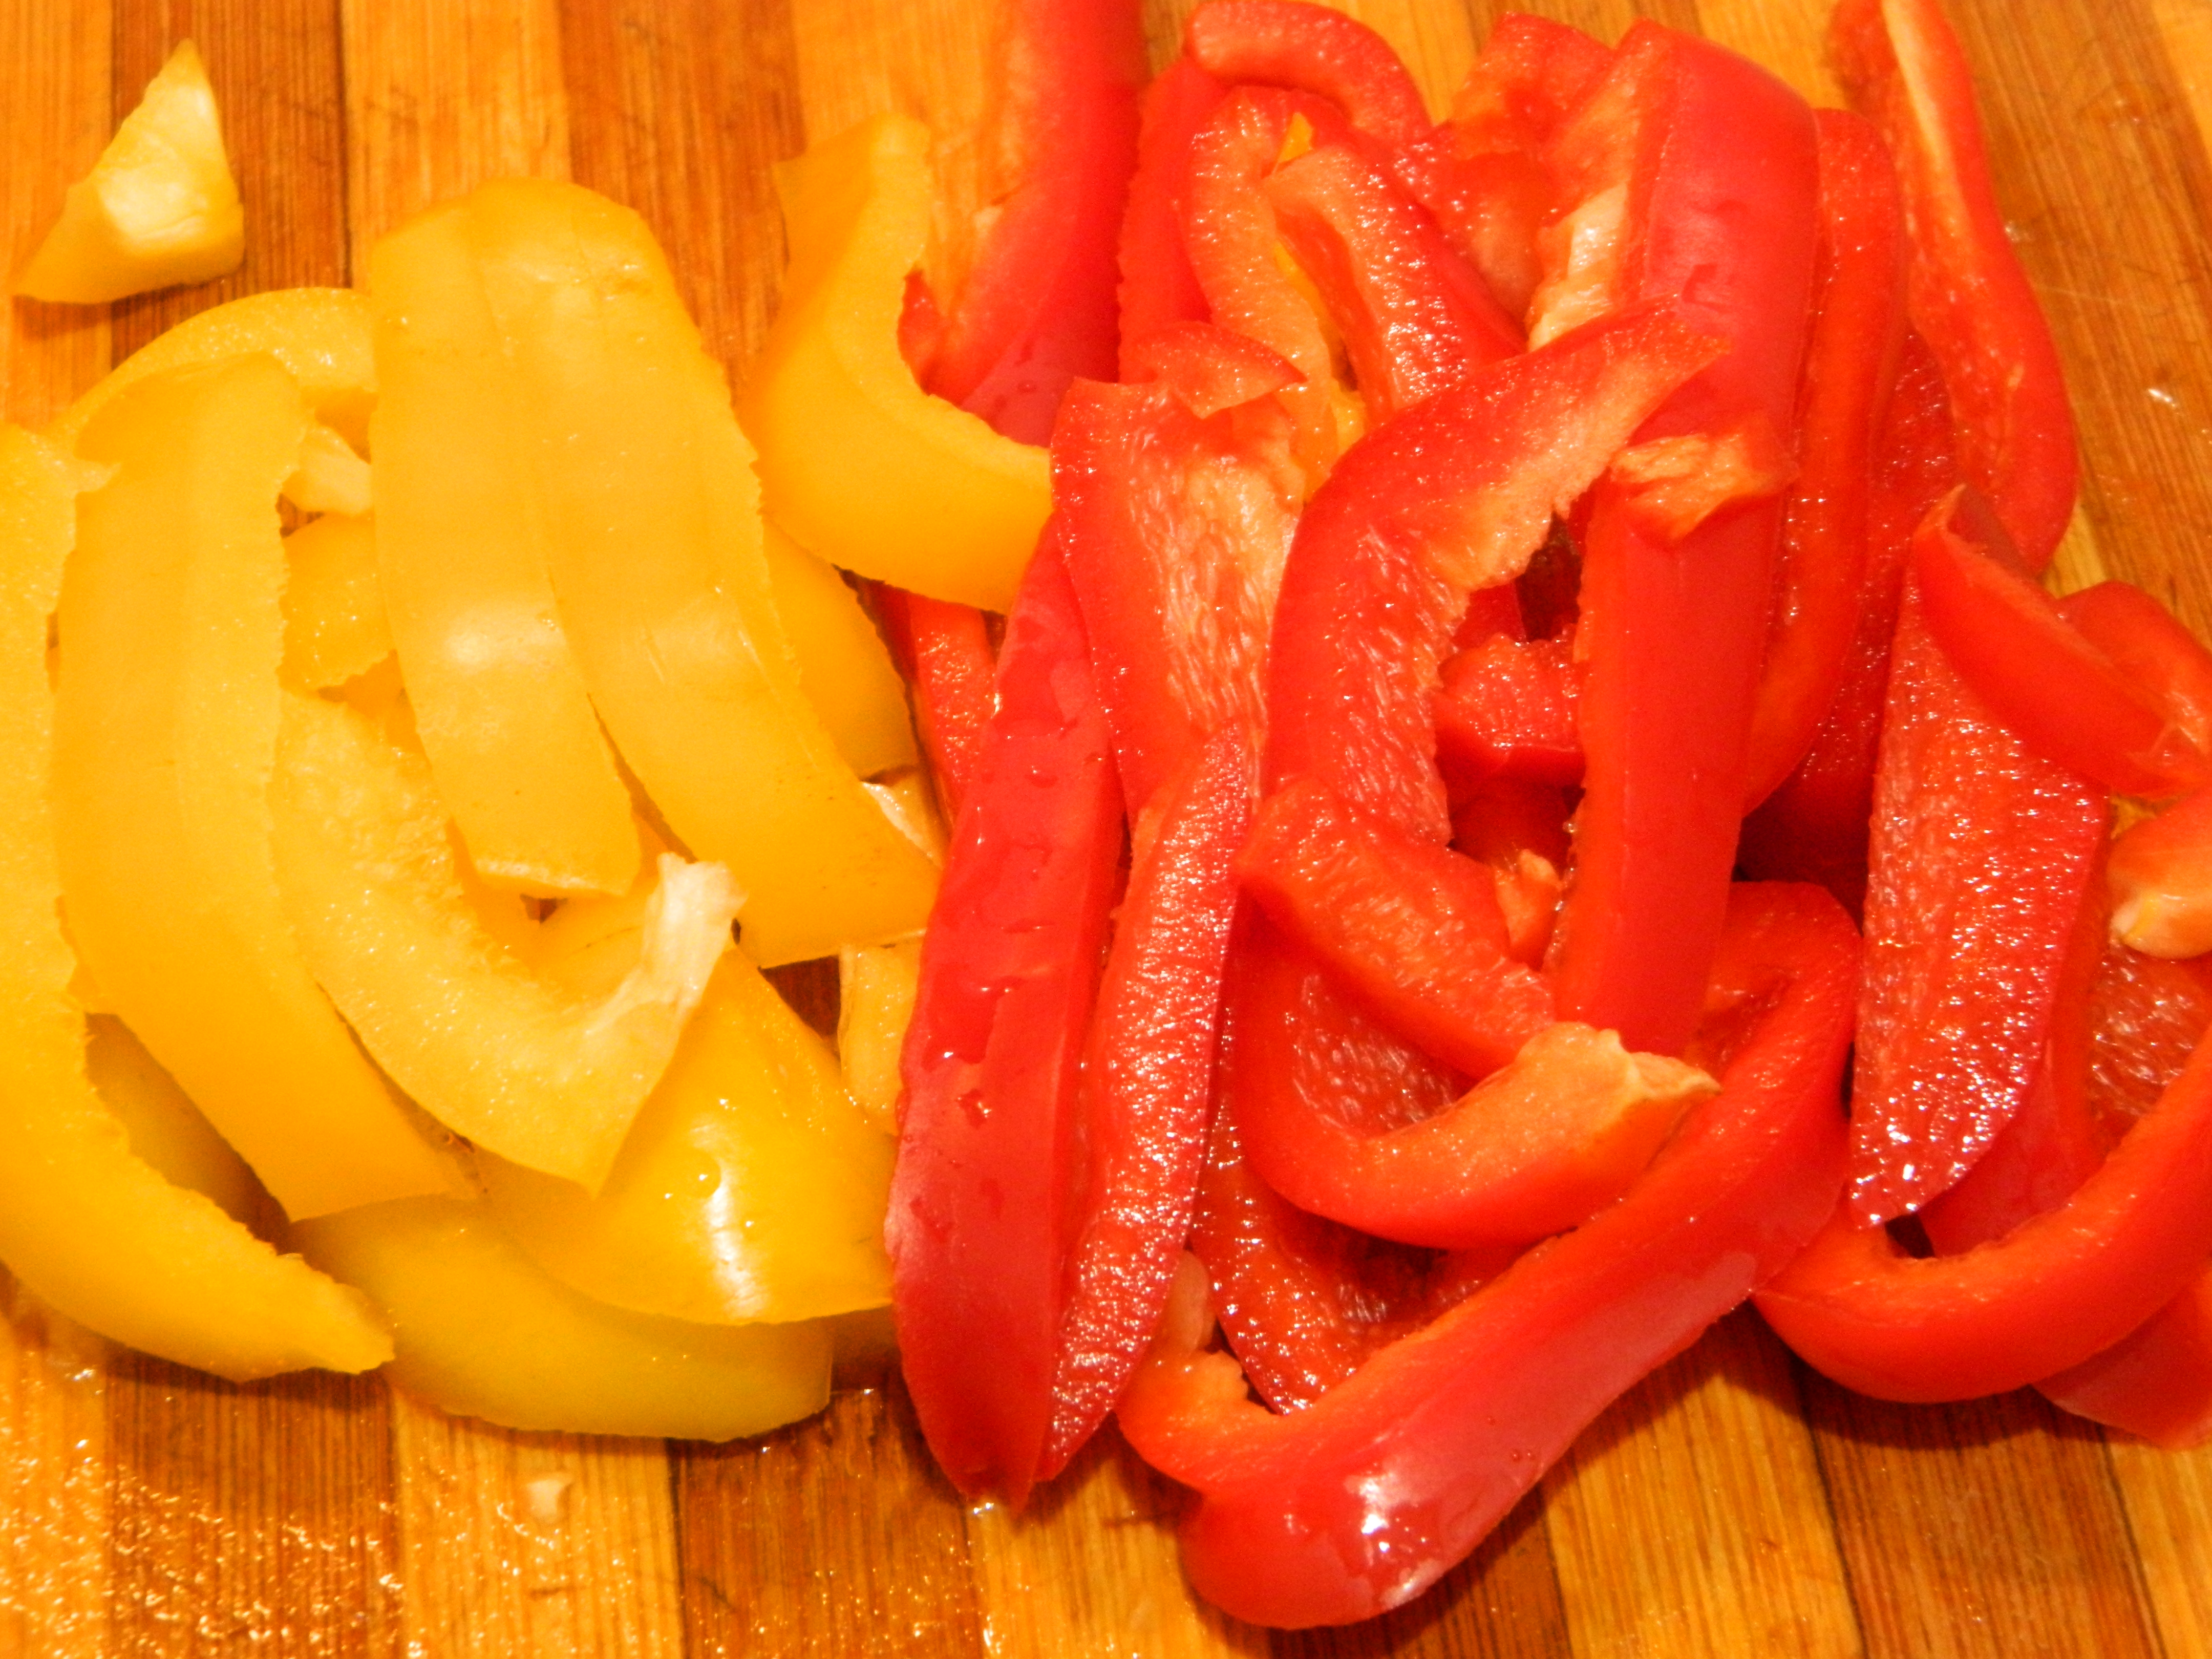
[478,943,895,1324]
[52,360,459,1220]
[763,522,917,779]
[294,1197,831,1439]
[740,115,1052,613]
[368,199,640,897]
[50,287,376,452]
[0,423,390,1378]
[457,179,939,965]
[87,1015,265,1228]
[837,936,922,1135]
[281,513,391,690]
[270,689,737,1189]
[282,423,373,516]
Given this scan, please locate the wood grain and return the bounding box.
[5,0,2212,1653]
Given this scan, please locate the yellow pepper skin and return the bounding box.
[763,522,917,779]
[52,360,458,1220]
[0,423,391,1378]
[368,200,640,897]
[837,936,922,1136]
[270,690,737,1189]
[87,1015,265,1227]
[281,512,391,690]
[295,1198,832,1439]
[741,115,1052,613]
[452,179,937,965]
[478,952,895,1326]
[51,287,376,452]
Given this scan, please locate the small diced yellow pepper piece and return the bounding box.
[14,42,244,305]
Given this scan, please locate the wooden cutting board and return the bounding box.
[5,0,2212,1652]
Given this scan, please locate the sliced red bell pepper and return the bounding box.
[2111,786,2212,960]
[1433,634,1582,788]
[1603,413,1798,543]
[871,585,996,821]
[924,0,1145,444]
[1912,488,2212,799]
[1846,582,2108,1224]
[1756,1010,2212,1402]
[1183,0,1430,147]
[2061,580,2212,758]
[1054,329,1304,814]
[1117,60,1227,368]
[1450,775,1569,965]
[1390,14,1611,322]
[1040,724,1253,1479]
[1741,108,1909,812]
[887,535,1125,1504]
[1235,777,1552,1078]
[1263,302,1722,843]
[1830,0,2077,570]
[1122,882,1856,1628]
[1537,25,1821,1057]
[1737,329,1958,914]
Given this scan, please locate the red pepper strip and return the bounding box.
[1741,108,1909,812]
[1737,330,1958,915]
[1235,924,1710,1248]
[1263,303,1723,842]
[1756,1009,2212,1403]
[887,535,1125,1504]
[1831,0,2077,570]
[871,586,996,823]
[1055,332,1304,815]
[1121,320,1302,420]
[923,0,1145,444]
[1540,26,1820,1057]
[1039,724,1254,1480]
[2064,582,2212,756]
[1123,882,1856,1629]
[1265,141,1522,423]
[2110,786,2212,960]
[1913,488,2212,799]
[1433,634,1582,788]
[1235,777,1552,1078]
[1845,584,2107,1224]
[1184,0,1430,147]
[1391,14,1611,322]
[1117,60,1227,370]
[1451,776,1569,966]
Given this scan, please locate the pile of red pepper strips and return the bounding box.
[865,0,2212,1629]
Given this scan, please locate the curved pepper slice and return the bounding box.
[761,527,917,781]
[53,359,457,1220]
[1122,882,1856,1628]
[1832,0,2077,569]
[0,424,392,1378]
[1184,0,1430,146]
[742,114,1053,612]
[2062,580,2212,757]
[270,691,736,1190]
[296,1197,832,1440]
[280,512,390,692]
[888,538,1125,1504]
[2110,786,2212,960]
[1117,60,1226,363]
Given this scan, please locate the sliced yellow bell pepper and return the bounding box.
[50,286,375,452]
[87,1014,265,1228]
[478,943,894,1325]
[294,1197,831,1439]
[368,199,640,897]
[281,512,391,690]
[763,522,916,780]
[740,114,1052,613]
[451,178,937,965]
[270,689,737,1189]
[0,422,390,1378]
[837,936,922,1135]
[52,359,458,1220]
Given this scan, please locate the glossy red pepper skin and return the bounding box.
[1846,583,2108,1225]
[1264,304,1722,842]
[872,586,996,821]
[1913,489,2212,799]
[925,0,1145,444]
[1831,0,2077,570]
[1117,60,1226,367]
[2061,581,2212,758]
[1540,25,1821,1057]
[1741,108,1908,812]
[1235,777,1551,1078]
[888,537,1125,1504]
[1123,883,1856,1628]
[1040,725,1254,1478]
[1184,0,1430,146]
[1738,330,1958,914]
